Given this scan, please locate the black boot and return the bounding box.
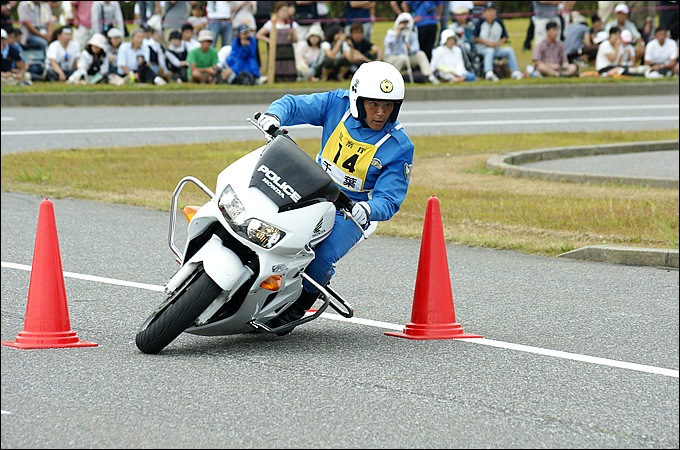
[268,290,319,336]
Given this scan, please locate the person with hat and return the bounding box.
[605,3,644,64]
[220,23,260,85]
[67,32,109,84]
[45,26,80,82]
[383,12,437,84]
[429,28,477,83]
[1,27,33,86]
[255,60,414,335]
[187,29,220,83]
[472,2,524,81]
[105,26,123,77]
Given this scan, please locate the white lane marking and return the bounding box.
[2,116,678,137]
[1,262,164,292]
[2,261,677,378]
[401,104,679,115]
[1,117,16,121]
[1,410,12,414]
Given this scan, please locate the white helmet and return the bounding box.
[349,61,405,125]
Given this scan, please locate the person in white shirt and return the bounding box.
[67,32,109,84]
[45,26,80,81]
[643,26,679,77]
[429,29,477,83]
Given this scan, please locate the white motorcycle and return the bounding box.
[135,115,370,354]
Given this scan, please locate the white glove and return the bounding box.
[257,112,280,133]
[351,201,371,228]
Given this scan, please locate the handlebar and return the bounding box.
[250,112,288,141]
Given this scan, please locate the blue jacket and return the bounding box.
[227,35,260,77]
[267,89,414,222]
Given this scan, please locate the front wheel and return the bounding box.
[136,268,222,354]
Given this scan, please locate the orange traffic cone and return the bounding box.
[2,199,97,349]
[385,196,482,340]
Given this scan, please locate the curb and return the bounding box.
[486,140,679,269]
[1,80,678,108]
[559,245,679,269]
[485,140,679,189]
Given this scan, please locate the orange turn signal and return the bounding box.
[260,275,282,291]
[183,205,200,223]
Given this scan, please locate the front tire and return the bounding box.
[136,269,222,354]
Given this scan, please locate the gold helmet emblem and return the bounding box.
[380,79,394,93]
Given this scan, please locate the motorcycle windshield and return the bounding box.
[250,135,340,212]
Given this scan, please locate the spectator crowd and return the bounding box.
[2,1,678,88]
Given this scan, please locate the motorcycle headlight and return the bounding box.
[218,185,285,249]
[218,185,247,225]
[247,219,284,249]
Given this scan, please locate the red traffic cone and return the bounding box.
[2,199,97,349]
[385,196,482,340]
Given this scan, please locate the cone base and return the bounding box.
[385,322,482,340]
[2,330,98,349]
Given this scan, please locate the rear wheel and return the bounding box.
[136,268,222,354]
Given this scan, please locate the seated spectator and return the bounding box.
[106,27,123,78]
[295,23,324,81]
[181,22,200,53]
[164,30,189,83]
[448,4,476,55]
[564,11,598,66]
[617,29,636,67]
[595,26,632,76]
[115,28,164,85]
[643,26,679,78]
[472,2,523,81]
[605,3,644,65]
[221,23,260,85]
[255,1,300,82]
[533,21,578,77]
[1,28,32,86]
[187,29,219,84]
[141,23,167,81]
[67,32,109,84]
[318,23,352,81]
[383,12,436,84]
[347,21,382,77]
[18,0,55,51]
[429,29,476,83]
[45,26,80,81]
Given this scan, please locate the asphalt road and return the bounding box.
[1,94,677,154]
[1,192,678,449]
[1,94,678,449]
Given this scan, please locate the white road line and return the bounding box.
[2,260,677,378]
[1,116,677,137]
[401,104,679,115]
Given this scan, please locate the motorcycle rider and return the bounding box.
[256,60,415,335]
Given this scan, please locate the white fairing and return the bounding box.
[176,145,338,336]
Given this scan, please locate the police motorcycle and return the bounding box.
[135,114,370,354]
